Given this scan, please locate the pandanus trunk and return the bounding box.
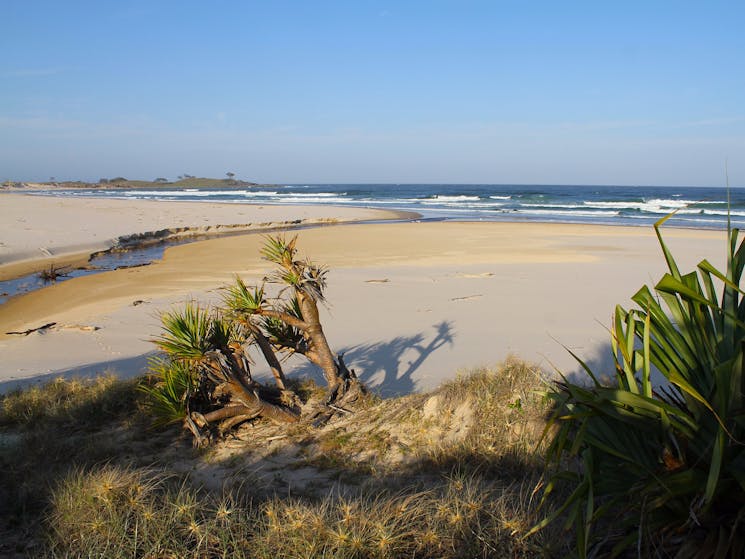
[296,291,343,391]
[202,351,299,424]
[247,323,287,390]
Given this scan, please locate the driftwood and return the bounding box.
[6,322,56,336]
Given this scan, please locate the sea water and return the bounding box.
[29,183,745,230]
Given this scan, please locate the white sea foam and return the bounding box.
[517,209,619,217]
[582,199,722,214]
[243,191,280,197]
[678,208,745,217]
[431,195,481,201]
[421,200,506,208]
[281,192,344,198]
[277,196,349,204]
[645,198,717,207]
[522,203,585,209]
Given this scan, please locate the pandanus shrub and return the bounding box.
[536,217,745,558]
[141,235,364,445]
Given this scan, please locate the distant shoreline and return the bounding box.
[1,176,277,191]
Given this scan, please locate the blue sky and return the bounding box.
[2,1,743,185]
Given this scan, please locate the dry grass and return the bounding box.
[0,359,568,557]
[41,465,557,558]
[0,373,142,428]
[420,358,552,474]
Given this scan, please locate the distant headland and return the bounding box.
[1,175,276,190]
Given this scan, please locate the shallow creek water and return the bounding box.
[0,216,423,306]
[0,243,170,305]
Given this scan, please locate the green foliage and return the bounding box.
[261,297,305,350]
[223,277,265,315]
[537,219,745,558]
[260,234,296,266]
[139,358,199,427]
[146,304,241,427]
[154,303,236,362]
[260,234,328,300]
[143,235,339,435]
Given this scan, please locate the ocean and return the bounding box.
[28,183,745,230]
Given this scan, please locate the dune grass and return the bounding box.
[0,359,568,557]
[0,373,141,428]
[41,465,557,559]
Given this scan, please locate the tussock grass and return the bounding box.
[43,465,557,558]
[0,374,168,556]
[0,373,141,428]
[422,357,551,474]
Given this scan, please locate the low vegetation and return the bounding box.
[142,235,366,446]
[34,176,264,190]
[0,360,566,557]
[37,264,69,283]
[536,218,745,558]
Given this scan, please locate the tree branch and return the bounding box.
[256,309,308,330]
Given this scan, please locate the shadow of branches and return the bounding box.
[285,320,455,397]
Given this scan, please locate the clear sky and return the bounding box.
[2,0,744,186]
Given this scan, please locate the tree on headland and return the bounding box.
[226,172,235,181]
[154,177,169,183]
[141,235,365,445]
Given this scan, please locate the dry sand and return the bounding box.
[0,193,404,280]
[0,193,728,394]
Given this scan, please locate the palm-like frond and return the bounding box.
[298,261,328,302]
[154,303,234,362]
[261,236,328,301]
[139,358,198,427]
[261,297,305,352]
[536,219,745,558]
[223,277,265,315]
[260,234,297,266]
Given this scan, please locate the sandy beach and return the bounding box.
[0,193,407,280]
[0,193,727,394]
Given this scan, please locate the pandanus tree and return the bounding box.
[141,235,365,445]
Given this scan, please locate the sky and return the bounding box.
[1,0,744,186]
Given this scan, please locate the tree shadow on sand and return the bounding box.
[286,320,455,397]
